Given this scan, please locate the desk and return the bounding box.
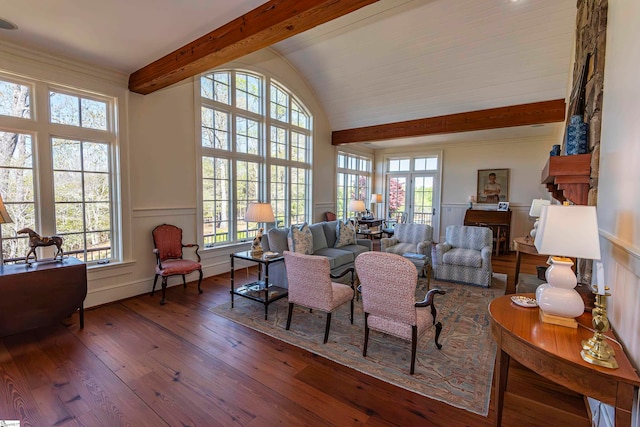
[489,295,640,426]
[0,257,87,337]
[464,210,511,255]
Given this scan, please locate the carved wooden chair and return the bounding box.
[283,251,355,343]
[152,224,203,305]
[355,251,445,374]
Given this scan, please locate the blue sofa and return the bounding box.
[261,220,372,288]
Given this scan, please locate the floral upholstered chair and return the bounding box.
[355,252,445,374]
[380,223,433,256]
[433,225,493,287]
[283,251,355,343]
[152,224,203,305]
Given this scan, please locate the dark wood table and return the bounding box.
[230,251,287,320]
[489,294,640,426]
[0,257,87,337]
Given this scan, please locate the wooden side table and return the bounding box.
[489,295,640,426]
[513,236,546,284]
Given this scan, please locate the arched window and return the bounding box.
[198,70,312,247]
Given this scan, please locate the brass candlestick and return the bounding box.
[581,292,618,369]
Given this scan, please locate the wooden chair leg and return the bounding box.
[182,275,187,288]
[286,302,294,330]
[151,274,159,295]
[363,312,370,357]
[410,325,418,375]
[197,269,203,294]
[434,321,443,349]
[350,298,354,324]
[160,277,168,305]
[323,312,332,344]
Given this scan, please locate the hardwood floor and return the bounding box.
[0,250,590,426]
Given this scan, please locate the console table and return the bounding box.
[489,294,640,426]
[0,257,87,337]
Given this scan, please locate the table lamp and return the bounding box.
[467,195,475,210]
[349,199,365,220]
[0,194,13,264]
[245,202,275,256]
[369,194,382,217]
[528,198,550,239]
[534,204,601,328]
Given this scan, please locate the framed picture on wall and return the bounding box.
[477,169,509,204]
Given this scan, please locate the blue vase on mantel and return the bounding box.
[565,115,589,155]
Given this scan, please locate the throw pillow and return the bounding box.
[288,223,313,254]
[334,220,356,248]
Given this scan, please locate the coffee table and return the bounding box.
[402,252,431,289]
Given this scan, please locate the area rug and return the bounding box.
[210,273,506,416]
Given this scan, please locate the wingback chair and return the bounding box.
[380,223,433,256]
[433,225,493,287]
[355,252,445,374]
[152,224,203,305]
[283,251,355,343]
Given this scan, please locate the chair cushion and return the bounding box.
[384,242,418,255]
[335,220,356,248]
[156,259,201,276]
[312,247,354,269]
[288,223,313,255]
[442,248,483,268]
[268,228,289,253]
[336,243,369,257]
[309,223,329,252]
[322,220,340,248]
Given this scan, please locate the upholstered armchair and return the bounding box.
[433,225,493,288]
[380,223,433,256]
[355,252,445,374]
[152,224,203,305]
[283,251,355,343]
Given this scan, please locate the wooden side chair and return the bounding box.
[152,224,203,305]
[283,251,355,343]
[355,251,445,374]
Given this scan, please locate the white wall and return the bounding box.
[598,0,640,372]
[376,136,556,243]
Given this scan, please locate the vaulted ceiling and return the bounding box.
[0,0,576,146]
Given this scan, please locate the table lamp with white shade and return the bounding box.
[369,194,382,217]
[245,202,275,256]
[0,194,13,264]
[528,198,550,239]
[534,204,601,328]
[349,199,365,220]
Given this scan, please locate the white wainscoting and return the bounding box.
[439,203,535,250]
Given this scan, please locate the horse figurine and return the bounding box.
[17,228,64,263]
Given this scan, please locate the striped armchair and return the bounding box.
[433,225,493,288]
[380,223,433,256]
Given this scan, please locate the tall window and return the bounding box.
[336,152,372,220]
[199,71,312,247]
[0,75,117,264]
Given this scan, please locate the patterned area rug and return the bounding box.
[210,273,506,416]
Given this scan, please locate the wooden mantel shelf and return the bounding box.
[541,153,591,205]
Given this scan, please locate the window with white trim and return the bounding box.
[199,70,312,247]
[0,74,118,264]
[336,151,372,220]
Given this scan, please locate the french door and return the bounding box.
[386,173,440,239]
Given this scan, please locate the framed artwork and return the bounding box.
[477,169,509,204]
[497,201,510,211]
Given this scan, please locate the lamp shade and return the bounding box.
[349,199,365,212]
[534,205,601,260]
[370,194,382,204]
[529,198,551,217]
[245,202,275,223]
[0,194,12,224]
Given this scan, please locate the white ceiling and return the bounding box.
[0,0,576,147]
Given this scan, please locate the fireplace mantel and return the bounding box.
[541,153,591,205]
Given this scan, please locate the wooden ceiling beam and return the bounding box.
[129,0,379,95]
[331,99,566,145]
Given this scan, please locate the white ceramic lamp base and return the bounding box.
[535,257,584,328]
